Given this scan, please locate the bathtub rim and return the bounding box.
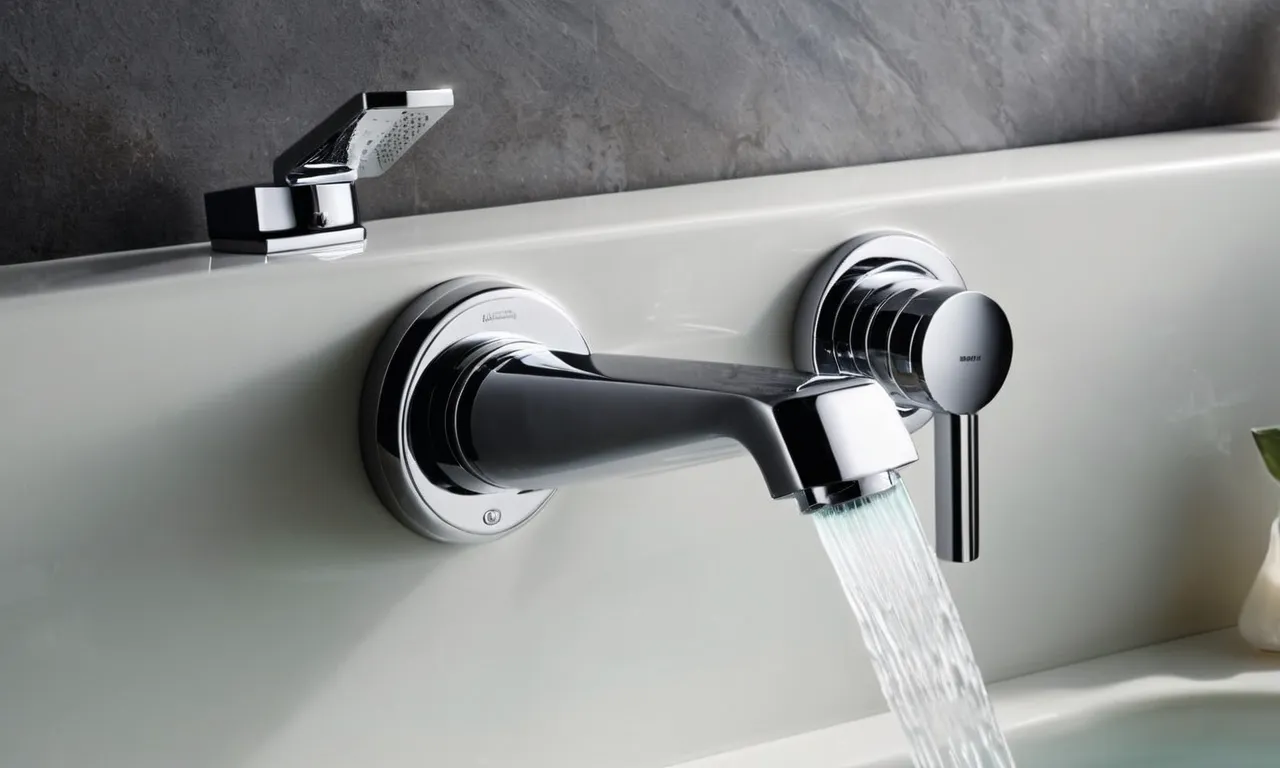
[667,629,1280,767]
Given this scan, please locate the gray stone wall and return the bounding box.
[3,0,1277,263]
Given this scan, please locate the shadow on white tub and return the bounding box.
[671,630,1280,768]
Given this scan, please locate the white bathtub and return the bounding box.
[7,125,1280,767]
[670,630,1280,767]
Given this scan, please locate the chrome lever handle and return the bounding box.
[793,233,1012,563]
[935,413,978,562]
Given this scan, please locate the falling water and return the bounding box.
[813,481,1015,768]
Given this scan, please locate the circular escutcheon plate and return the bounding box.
[793,232,965,434]
[360,276,589,542]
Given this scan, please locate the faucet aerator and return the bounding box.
[794,472,902,513]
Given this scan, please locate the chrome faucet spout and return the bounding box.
[362,237,1012,552]
[360,276,921,542]
[425,346,918,507]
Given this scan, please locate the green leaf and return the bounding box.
[1252,426,1280,484]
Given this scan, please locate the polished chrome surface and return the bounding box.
[441,350,918,503]
[874,287,1012,414]
[273,89,454,186]
[205,89,453,256]
[794,233,964,433]
[793,232,1013,562]
[360,277,587,542]
[362,278,920,542]
[936,414,979,562]
[794,471,901,511]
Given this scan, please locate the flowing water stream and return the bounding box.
[813,481,1016,768]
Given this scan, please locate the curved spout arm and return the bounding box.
[416,343,918,508]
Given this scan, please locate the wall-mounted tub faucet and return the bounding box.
[793,233,1014,562]
[360,277,919,542]
[360,233,1010,555]
[205,89,453,255]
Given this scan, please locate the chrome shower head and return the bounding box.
[205,88,454,255]
[273,89,454,186]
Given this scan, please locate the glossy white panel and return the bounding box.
[3,124,1280,767]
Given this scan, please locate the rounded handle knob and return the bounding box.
[793,232,1013,563]
[868,284,1013,414]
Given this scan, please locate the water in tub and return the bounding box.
[869,695,1280,767]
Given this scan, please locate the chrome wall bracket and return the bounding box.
[204,89,453,255]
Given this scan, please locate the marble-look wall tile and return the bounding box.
[2,0,1278,263]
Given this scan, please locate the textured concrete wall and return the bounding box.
[3,0,1278,264]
